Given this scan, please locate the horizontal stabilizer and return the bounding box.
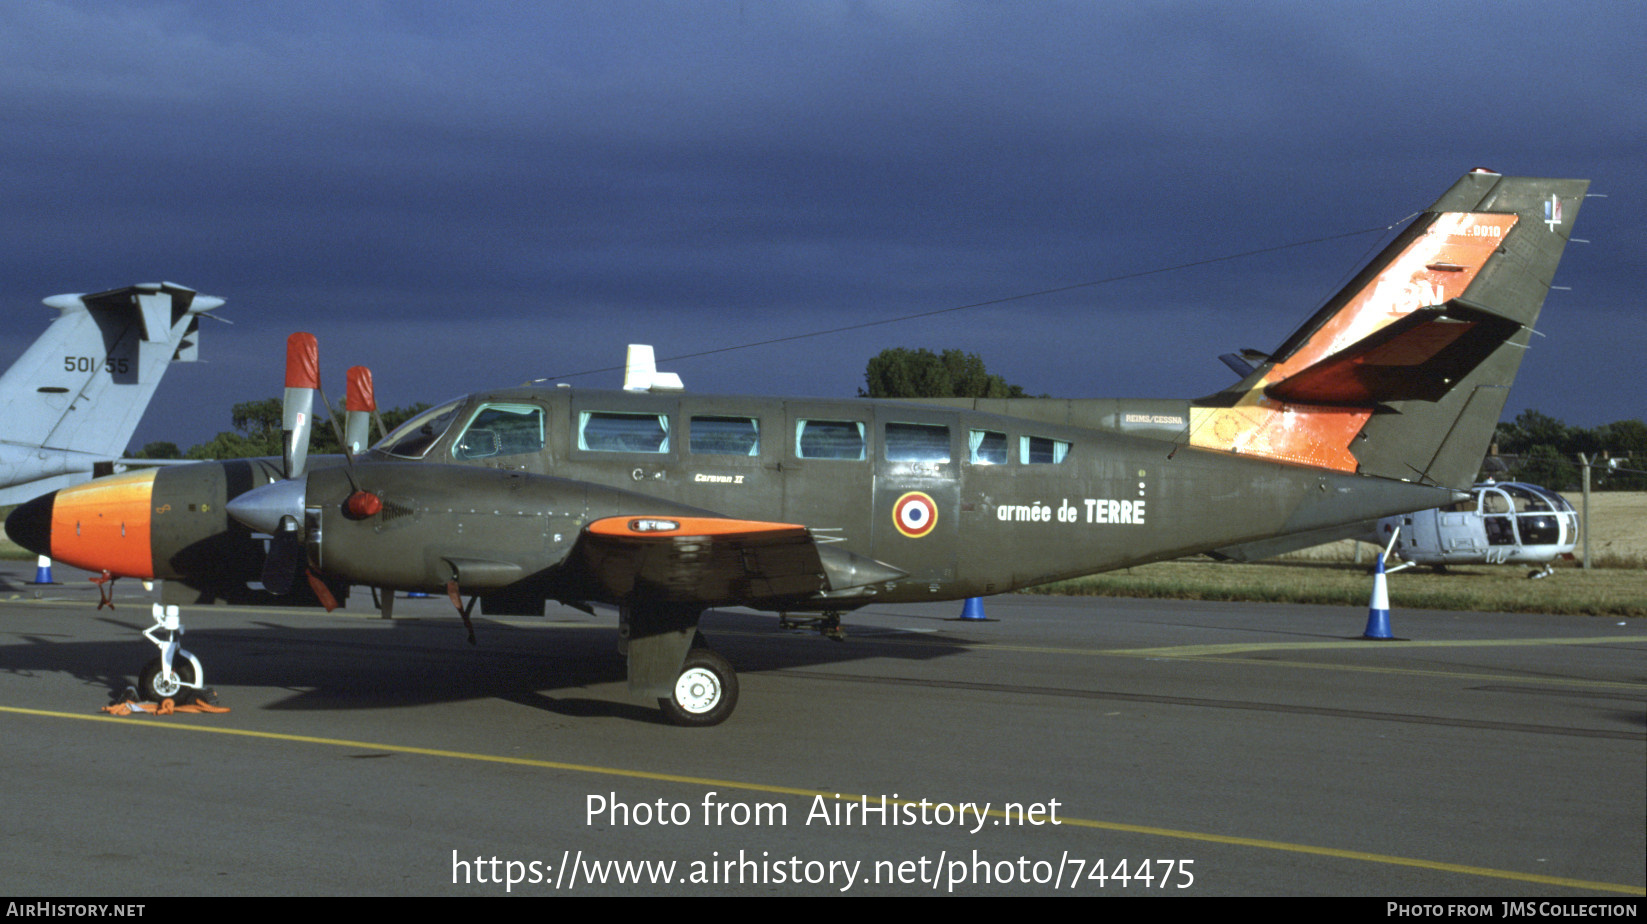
[68,281,224,317]
[1263,301,1522,406]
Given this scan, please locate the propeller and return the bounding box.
[252,333,318,594]
[230,333,391,602]
[344,365,376,457]
[229,334,552,626]
[282,332,318,479]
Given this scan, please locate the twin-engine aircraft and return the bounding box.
[5,172,1588,725]
[0,282,222,505]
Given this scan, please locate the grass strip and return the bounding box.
[1031,560,1647,617]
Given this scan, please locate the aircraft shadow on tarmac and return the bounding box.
[0,606,973,724]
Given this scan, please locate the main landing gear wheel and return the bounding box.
[139,657,197,703]
[659,649,739,727]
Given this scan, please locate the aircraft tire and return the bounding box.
[659,649,738,727]
[138,657,196,704]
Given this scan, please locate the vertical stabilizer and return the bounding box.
[1187,173,1587,488]
[0,282,222,502]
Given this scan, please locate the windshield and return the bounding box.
[1503,484,1556,513]
[373,398,465,459]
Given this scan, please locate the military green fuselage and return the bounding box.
[94,387,1444,613]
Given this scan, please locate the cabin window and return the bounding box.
[885,422,950,463]
[579,411,670,453]
[796,419,865,460]
[968,429,1007,465]
[375,398,464,459]
[453,404,544,459]
[1020,435,1071,464]
[690,416,760,456]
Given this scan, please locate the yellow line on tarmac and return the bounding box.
[1106,635,1647,659]
[3,704,1641,896]
[1097,636,1647,691]
[742,623,1647,666]
[1126,656,1647,690]
[754,628,1647,691]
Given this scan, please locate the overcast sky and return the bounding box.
[0,1,1639,451]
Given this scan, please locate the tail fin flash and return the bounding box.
[1188,172,1588,487]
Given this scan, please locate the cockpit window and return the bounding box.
[453,404,545,460]
[374,398,464,459]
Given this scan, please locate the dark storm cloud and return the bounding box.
[0,1,1638,449]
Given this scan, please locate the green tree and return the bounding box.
[1490,410,1647,490]
[1593,419,1647,490]
[861,348,1028,399]
[186,399,282,459]
[184,397,432,460]
[1494,409,1569,455]
[133,441,182,459]
[379,403,430,435]
[186,398,331,460]
[1515,444,1580,491]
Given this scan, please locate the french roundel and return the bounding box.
[893,491,938,538]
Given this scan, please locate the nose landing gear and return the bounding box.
[137,603,210,704]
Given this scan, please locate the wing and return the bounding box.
[573,515,905,607]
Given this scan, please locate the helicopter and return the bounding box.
[1374,481,1579,578]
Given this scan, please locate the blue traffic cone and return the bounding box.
[959,597,987,621]
[1361,552,1393,640]
[28,555,57,585]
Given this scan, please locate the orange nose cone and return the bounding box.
[45,469,158,579]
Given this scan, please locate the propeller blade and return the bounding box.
[345,366,375,456]
[262,517,305,596]
[283,332,319,479]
